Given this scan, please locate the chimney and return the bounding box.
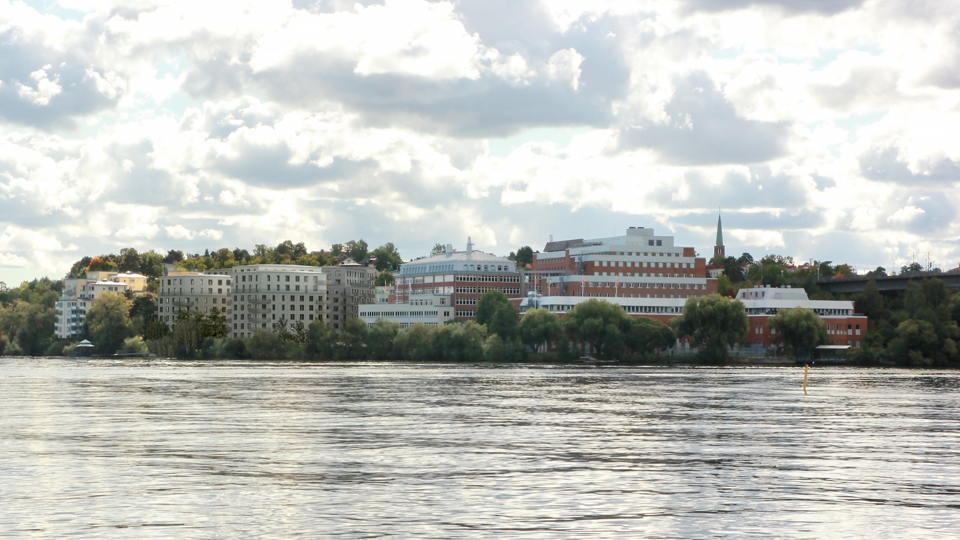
[549,234,554,242]
[445,244,453,257]
[466,237,473,256]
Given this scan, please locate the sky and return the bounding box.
[1,0,959,285]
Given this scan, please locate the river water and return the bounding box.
[1,359,959,538]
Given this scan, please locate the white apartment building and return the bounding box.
[228,265,327,339]
[359,294,454,328]
[155,270,232,325]
[55,278,129,338]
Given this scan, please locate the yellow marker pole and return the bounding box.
[803,364,809,395]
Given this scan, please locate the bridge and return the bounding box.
[816,271,960,295]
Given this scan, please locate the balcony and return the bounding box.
[247,296,270,304]
[172,298,194,306]
[248,306,271,314]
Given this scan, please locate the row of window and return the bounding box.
[165,278,230,286]
[454,286,521,294]
[455,309,476,317]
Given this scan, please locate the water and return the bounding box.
[2,359,959,538]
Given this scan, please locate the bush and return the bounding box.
[247,331,286,360]
[120,336,149,354]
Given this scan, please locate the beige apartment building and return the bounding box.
[228,264,327,339]
[155,270,233,325]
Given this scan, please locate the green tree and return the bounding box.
[367,318,400,360]
[430,321,486,362]
[139,251,165,278]
[628,318,675,355]
[1,302,56,356]
[87,292,134,355]
[855,280,885,322]
[203,307,230,339]
[430,243,445,256]
[519,308,563,353]
[476,290,511,327]
[900,262,924,275]
[330,244,344,257]
[163,250,184,264]
[305,320,337,359]
[563,299,634,359]
[342,317,369,358]
[118,248,141,273]
[393,324,435,361]
[514,246,534,267]
[272,318,295,342]
[371,243,402,271]
[376,273,395,286]
[345,239,369,262]
[247,330,287,360]
[768,308,829,357]
[723,256,744,282]
[865,266,887,278]
[212,248,236,268]
[68,257,92,279]
[129,293,157,337]
[488,302,519,342]
[670,294,748,362]
[737,253,754,265]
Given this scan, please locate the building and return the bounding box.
[55,278,130,339]
[528,227,716,299]
[714,214,725,258]
[321,265,377,332]
[359,294,454,328]
[375,285,394,303]
[156,270,232,326]
[517,285,867,352]
[227,265,326,339]
[395,238,522,320]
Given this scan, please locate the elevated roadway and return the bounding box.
[816,272,960,295]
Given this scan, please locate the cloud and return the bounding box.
[887,205,925,225]
[0,252,28,267]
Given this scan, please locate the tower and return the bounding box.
[714,213,725,258]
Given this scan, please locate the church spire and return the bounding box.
[714,212,725,257]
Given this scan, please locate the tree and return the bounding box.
[305,320,337,359]
[118,248,141,273]
[769,308,829,357]
[212,248,236,268]
[272,318,295,342]
[723,256,744,282]
[519,308,563,352]
[628,318,675,355]
[247,330,286,360]
[372,243,402,271]
[430,321,486,362]
[514,246,534,267]
[87,292,134,355]
[901,262,924,275]
[367,318,400,360]
[737,253,754,265]
[376,273,395,286]
[393,324,435,361]
[563,299,634,358]
[855,280,885,322]
[345,239,369,262]
[204,307,230,339]
[430,243,446,256]
[488,302,520,342]
[331,244,344,257]
[68,257,92,279]
[233,248,251,263]
[342,317,369,358]
[87,256,118,273]
[139,251,165,277]
[2,302,56,356]
[129,293,157,337]
[671,294,748,362]
[476,290,511,327]
[163,250,184,264]
[865,266,887,278]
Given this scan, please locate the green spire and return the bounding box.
[716,214,723,247]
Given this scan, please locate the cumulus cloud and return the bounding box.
[1,0,959,282]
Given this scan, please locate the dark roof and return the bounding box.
[543,239,584,252]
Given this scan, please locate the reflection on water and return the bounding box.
[2,359,959,538]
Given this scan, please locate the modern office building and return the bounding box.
[156,270,232,326]
[358,294,454,328]
[226,265,325,339]
[394,238,522,320]
[518,285,867,351]
[528,227,716,299]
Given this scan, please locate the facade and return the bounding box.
[375,285,394,304]
[529,227,716,299]
[395,238,522,320]
[359,294,454,328]
[227,265,326,339]
[55,278,129,339]
[156,270,232,326]
[517,285,867,351]
[321,265,377,332]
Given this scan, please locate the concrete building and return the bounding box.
[156,270,232,326]
[55,278,130,339]
[321,265,377,332]
[359,294,454,328]
[518,285,867,352]
[528,227,716,299]
[375,285,394,304]
[227,265,326,339]
[395,238,521,320]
